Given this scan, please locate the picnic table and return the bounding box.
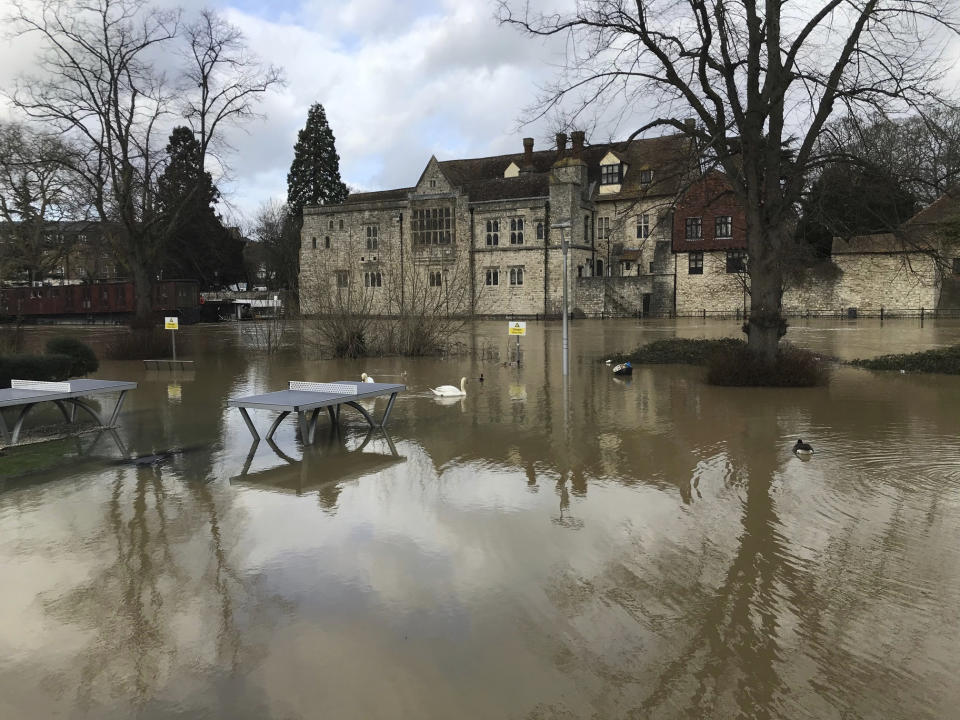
[0,379,136,446]
[228,380,405,443]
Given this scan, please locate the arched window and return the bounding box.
[509,267,524,285]
[324,236,330,248]
[311,237,317,250]
[536,222,544,240]
[339,218,344,230]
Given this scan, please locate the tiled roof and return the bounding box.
[436,133,695,201]
[341,187,412,204]
[903,186,960,227]
[459,174,550,202]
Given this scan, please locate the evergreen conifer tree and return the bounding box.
[157,127,244,287]
[286,103,348,216]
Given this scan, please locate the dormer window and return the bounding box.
[600,163,622,185]
[640,169,654,184]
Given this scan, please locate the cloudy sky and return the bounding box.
[1,0,958,227]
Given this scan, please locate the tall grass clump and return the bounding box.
[105,328,187,360]
[707,342,830,387]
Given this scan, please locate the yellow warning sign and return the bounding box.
[164,316,179,330]
[508,321,526,336]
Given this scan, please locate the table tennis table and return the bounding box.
[228,380,405,443]
[0,379,137,446]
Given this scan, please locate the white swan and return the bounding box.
[360,373,375,383]
[431,377,467,397]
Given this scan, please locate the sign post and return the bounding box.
[508,321,526,366]
[551,221,572,376]
[164,316,179,361]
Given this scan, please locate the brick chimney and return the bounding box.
[520,137,535,173]
[556,132,567,156]
[570,131,585,158]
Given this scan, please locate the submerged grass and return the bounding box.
[850,344,960,374]
[606,337,745,366]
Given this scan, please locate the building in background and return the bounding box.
[300,129,698,318]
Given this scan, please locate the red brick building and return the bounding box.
[672,171,750,314]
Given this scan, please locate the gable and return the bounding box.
[600,151,622,166]
[504,162,520,178]
[414,156,454,195]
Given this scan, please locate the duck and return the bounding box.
[431,377,467,397]
[793,439,814,457]
[360,373,375,383]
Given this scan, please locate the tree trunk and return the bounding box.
[745,216,785,363]
[131,262,154,328]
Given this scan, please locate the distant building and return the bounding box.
[0,221,120,285]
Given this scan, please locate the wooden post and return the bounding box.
[920,307,925,327]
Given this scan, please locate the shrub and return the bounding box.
[0,353,74,388]
[707,342,830,387]
[850,345,960,374]
[45,337,99,376]
[105,328,186,360]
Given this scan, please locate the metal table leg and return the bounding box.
[307,408,320,443]
[343,401,376,428]
[265,411,289,440]
[0,411,9,445]
[380,392,399,427]
[238,407,260,441]
[107,390,128,427]
[53,400,74,424]
[10,403,37,445]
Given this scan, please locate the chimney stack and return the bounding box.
[570,130,585,158]
[684,118,696,131]
[522,137,534,166]
[556,132,567,156]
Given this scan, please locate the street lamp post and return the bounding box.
[552,221,572,376]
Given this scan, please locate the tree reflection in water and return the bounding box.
[40,459,254,714]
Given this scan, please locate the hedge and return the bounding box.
[0,354,74,389]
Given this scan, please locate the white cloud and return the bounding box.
[3,0,959,227]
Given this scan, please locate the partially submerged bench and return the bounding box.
[0,379,137,446]
[228,380,405,443]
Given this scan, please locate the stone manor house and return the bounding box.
[299,130,959,318]
[300,129,714,318]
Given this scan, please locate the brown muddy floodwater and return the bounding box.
[2,318,960,719]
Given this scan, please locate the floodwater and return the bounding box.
[2,318,960,719]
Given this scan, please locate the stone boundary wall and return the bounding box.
[575,276,654,317]
[676,250,942,316]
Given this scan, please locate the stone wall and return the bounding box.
[675,251,747,315]
[575,276,654,317]
[674,249,940,316]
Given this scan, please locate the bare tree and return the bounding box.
[8,0,281,326]
[501,0,959,360]
[182,9,284,170]
[0,122,88,283]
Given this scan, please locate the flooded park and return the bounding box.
[2,317,960,719]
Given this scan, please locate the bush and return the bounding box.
[105,328,186,360]
[45,337,99,376]
[606,337,746,366]
[706,342,830,387]
[850,345,960,374]
[0,353,74,389]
